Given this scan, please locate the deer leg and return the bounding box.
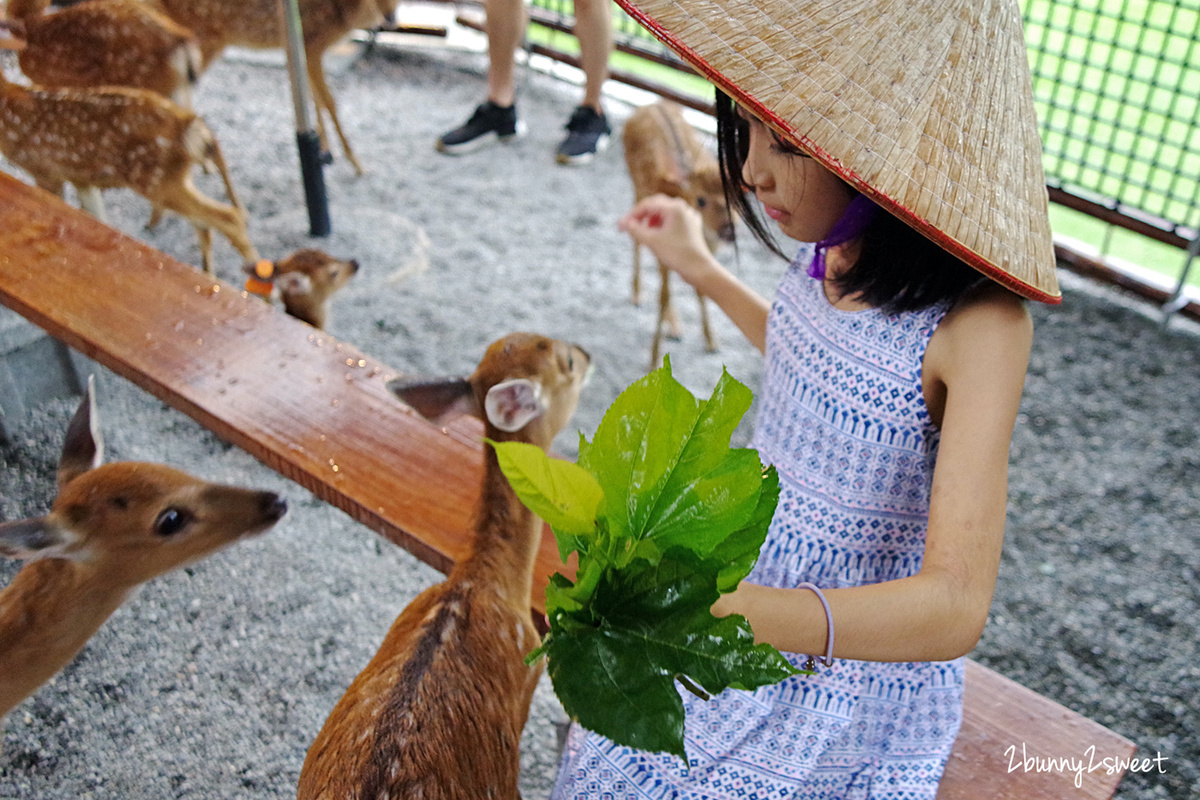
[696,289,718,353]
[74,185,108,224]
[204,135,245,212]
[32,175,65,197]
[649,317,663,372]
[306,54,365,176]
[155,177,258,271]
[193,225,215,274]
[146,205,167,231]
[631,243,642,306]
[649,264,674,370]
[659,263,682,340]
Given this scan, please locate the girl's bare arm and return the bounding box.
[620,195,771,353]
[713,285,1033,662]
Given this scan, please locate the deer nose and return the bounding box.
[347,259,360,274]
[260,493,288,522]
[718,223,736,243]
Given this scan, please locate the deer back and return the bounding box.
[0,81,200,195]
[152,0,397,62]
[17,0,201,101]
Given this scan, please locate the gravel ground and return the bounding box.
[1,31,1198,799]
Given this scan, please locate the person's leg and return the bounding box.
[555,0,614,164]
[485,0,528,107]
[436,0,528,153]
[572,0,612,112]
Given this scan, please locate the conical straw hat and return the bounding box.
[617,0,1062,303]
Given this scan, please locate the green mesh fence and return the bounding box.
[1022,0,1200,236]
[530,0,1198,232]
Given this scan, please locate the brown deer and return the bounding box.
[6,0,202,109]
[151,0,402,175]
[297,332,592,800]
[0,18,258,273]
[623,100,737,369]
[0,377,288,722]
[242,248,360,330]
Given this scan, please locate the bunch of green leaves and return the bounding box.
[491,360,801,763]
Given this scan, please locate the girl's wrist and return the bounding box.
[680,251,728,294]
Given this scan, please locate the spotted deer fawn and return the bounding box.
[297,332,591,799]
[151,0,402,175]
[6,0,202,109]
[0,377,288,722]
[0,19,257,273]
[242,248,360,330]
[624,100,737,369]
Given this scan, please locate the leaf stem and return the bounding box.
[676,674,711,700]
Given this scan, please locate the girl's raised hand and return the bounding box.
[618,194,716,287]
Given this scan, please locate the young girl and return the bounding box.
[552,2,1061,798]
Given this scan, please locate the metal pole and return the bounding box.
[279,0,331,236]
[1162,234,1199,321]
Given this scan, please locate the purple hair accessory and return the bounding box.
[808,194,880,280]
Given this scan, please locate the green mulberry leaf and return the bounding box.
[496,361,803,762]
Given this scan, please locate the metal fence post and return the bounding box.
[279,0,331,237]
[1163,234,1199,320]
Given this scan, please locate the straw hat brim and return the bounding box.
[617,0,1062,303]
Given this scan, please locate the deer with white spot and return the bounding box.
[297,332,591,800]
[6,0,202,110]
[0,18,256,273]
[0,377,288,722]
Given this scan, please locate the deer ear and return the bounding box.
[0,519,72,561]
[387,376,479,424]
[484,379,545,432]
[57,375,103,489]
[653,173,684,197]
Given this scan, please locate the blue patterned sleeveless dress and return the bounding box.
[550,247,965,800]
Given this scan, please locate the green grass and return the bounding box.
[525,21,713,100]
[1049,205,1198,289]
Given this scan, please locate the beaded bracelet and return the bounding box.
[798,582,835,670]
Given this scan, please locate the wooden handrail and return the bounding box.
[0,173,570,606]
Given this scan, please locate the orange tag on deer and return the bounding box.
[244,260,275,298]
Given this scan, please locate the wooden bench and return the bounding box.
[0,173,1135,798]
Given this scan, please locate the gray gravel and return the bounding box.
[1,34,1198,800]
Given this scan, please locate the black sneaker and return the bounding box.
[555,105,611,165]
[436,101,524,154]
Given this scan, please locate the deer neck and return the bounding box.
[0,559,132,717]
[654,103,695,183]
[457,443,544,609]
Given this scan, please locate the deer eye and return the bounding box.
[696,197,708,208]
[154,508,191,537]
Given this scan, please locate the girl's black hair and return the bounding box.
[715,90,983,314]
